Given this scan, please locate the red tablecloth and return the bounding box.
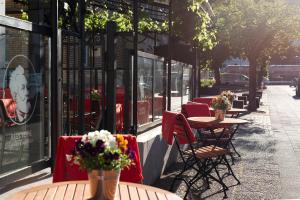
[53,135,143,183]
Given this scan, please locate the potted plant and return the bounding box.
[211,95,231,121]
[66,130,134,200]
[90,89,101,113]
[220,90,235,105]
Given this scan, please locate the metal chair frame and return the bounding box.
[169,114,240,199]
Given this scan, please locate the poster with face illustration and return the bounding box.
[3,55,38,125]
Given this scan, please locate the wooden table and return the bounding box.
[8,181,182,200]
[187,116,248,129]
[209,107,248,118]
[188,116,248,158]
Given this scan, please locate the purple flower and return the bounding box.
[112,152,120,160]
[84,142,93,153]
[103,152,113,163]
[96,140,105,153]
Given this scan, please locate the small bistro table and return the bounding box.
[187,116,248,158]
[209,107,248,118]
[8,181,182,200]
[187,116,248,129]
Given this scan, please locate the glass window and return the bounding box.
[137,57,153,126]
[182,65,192,104]
[153,60,165,120]
[171,61,183,111]
[4,0,51,25]
[0,26,49,174]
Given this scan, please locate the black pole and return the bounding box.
[193,47,198,98]
[78,0,86,134]
[50,0,58,171]
[105,21,117,133]
[167,0,172,111]
[132,0,138,134]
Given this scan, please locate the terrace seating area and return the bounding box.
[3,86,300,199]
[0,89,265,200]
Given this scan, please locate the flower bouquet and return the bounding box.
[91,89,101,101]
[220,90,235,105]
[211,95,231,121]
[66,130,134,200]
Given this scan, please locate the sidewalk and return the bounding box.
[1,86,300,199]
[155,86,300,199]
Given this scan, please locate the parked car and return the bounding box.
[220,73,249,87]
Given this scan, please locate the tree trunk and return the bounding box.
[213,63,221,86]
[248,57,257,111]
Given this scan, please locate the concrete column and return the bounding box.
[0,0,4,15]
[0,0,5,69]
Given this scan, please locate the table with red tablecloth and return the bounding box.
[53,135,143,183]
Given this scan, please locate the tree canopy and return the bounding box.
[213,0,300,110]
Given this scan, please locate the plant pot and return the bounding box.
[88,169,120,200]
[215,109,225,121]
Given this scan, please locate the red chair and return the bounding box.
[53,135,143,183]
[193,97,213,107]
[162,111,239,199]
[181,103,211,118]
[0,99,17,126]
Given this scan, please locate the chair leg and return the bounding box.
[230,141,241,157]
[224,155,240,185]
[214,165,228,199]
[229,152,235,165]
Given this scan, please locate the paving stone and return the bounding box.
[154,86,300,199]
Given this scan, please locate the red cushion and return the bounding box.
[193,97,213,107]
[52,135,143,183]
[182,103,211,117]
[1,99,17,119]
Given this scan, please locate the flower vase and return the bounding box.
[215,109,225,121]
[91,100,100,114]
[88,169,120,200]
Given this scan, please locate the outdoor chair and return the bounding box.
[0,99,18,170]
[182,103,230,141]
[238,96,247,105]
[182,103,240,164]
[232,100,244,109]
[162,111,240,199]
[192,97,213,107]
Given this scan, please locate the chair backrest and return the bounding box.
[193,97,213,107]
[232,100,244,109]
[181,103,211,118]
[162,111,196,145]
[0,99,17,120]
[238,96,247,105]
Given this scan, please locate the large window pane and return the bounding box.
[171,61,183,111]
[182,65,192,104]
[153,60,165,120]
[0,26,49,174]
[137,57,153,126]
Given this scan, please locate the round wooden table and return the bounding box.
[209,107,248,116]
[8,181,182,200]
[187,116,248,129]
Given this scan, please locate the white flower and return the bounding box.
[108,134,117,148]
[81,134,88,143]
[66,154,73,162]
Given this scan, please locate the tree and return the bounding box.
[213,0,300,111]
[210,44,230,85]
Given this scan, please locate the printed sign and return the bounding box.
[2,55,38,125]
